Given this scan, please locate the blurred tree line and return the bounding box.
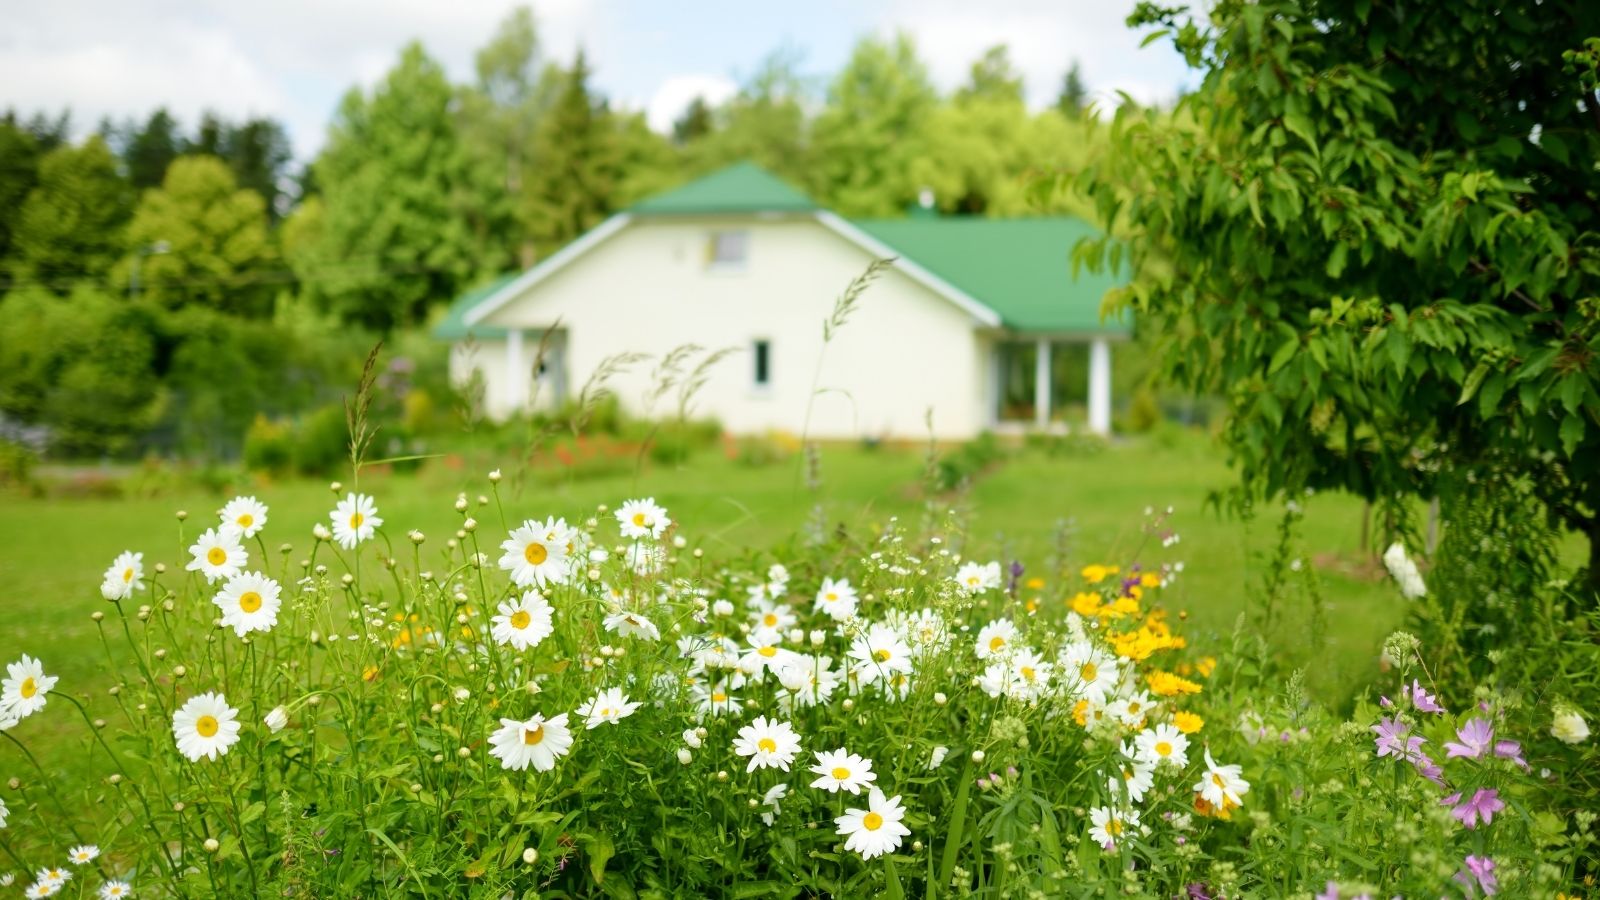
[0,6,1115,460]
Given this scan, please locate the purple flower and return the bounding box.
[1443,788,1505,829]
[1492,739,1528,770]
[1316,883,1339,900]
[1379,695,1393,708]
[1183,883,1212,899]
[1412,751,1447,786]
[1372,717,1427,762]
[1445,718,1494,759]
[1454,855,1497,896]
[1408,679,1446,713]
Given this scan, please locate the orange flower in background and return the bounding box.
[1081,564,1121,584]
[1173,711,1204,734]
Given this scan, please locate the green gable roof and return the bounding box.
[433,272,520,339]
[850,216,1129,334]
[629,162,817,216]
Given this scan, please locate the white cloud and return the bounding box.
[645,74,738,134]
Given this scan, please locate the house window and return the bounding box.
[752,339,771,388]
[708,230,749,267]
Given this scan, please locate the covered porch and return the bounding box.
[989,335,1115,435]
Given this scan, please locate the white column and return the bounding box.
[1034,338,1052,429]
[505,329,525,416]
[1088,337,1112,436]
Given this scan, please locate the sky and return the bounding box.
[0,0,1196,163]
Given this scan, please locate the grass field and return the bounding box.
[1,431,1403,713]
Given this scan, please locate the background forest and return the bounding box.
[0,8,1112,463]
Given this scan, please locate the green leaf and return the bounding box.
[586,832,616,885]
[1325,242,1348,278]
[1560,413,1585,456]
[884,858,906,900]
[936,762,973,896]
[1457,362,1490,405]
[1269,337,1299,375]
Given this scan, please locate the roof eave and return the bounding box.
[812,211,1003,328]
[462,213,634,328]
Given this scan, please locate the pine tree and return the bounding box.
[524,50,618,255]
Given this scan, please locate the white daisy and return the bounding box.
[1107,744,1155,804]
[2,655,57,720]
[171,692,241,762]
[1088,806,1139,851]
[26,882,58,898]
[575,687,641,729]
[749,597,797,633]
[732,715,801,772]
[35,866,68,887]
[1058,640,1120,705]
[219,496,268,538]
[603,610,661,642]
[185,527,246,584]
[834,788,911,860]
[1010,648,1053,699]
[1194,748,1250,809]
[808,748,877,794]
[212,571,283,638]
[1134,723,1190,769]
[498,518,571,587]
[846,623,913,685]
[329,493,382,550]
[893,607,951,656]
[758,782,788,826]
[99,551,144,601]
[692,683,741,719]
[98,882,134,899]
[624,542,664,575]
[974,618,1018,659]
[953,560,1001,595]
[615,497,671,540]
[1108,691,1158,729]
[66,846,98,866]
[264,706,289,733]
[490,593,556,650]
[0,795,8,827]
[812,577,859,621]
[776,657,839,708]
[489,713,574,772]
[740,629,797,679]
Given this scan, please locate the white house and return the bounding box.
[436,163,1129,441]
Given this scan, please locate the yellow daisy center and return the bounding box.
[1212,773,1226,787]
[832,766,851,780]
[523,724,545,745]
[757,737,777,753]
[875,648,892,662]
[989,636,1006,651]
[1020,666,1036,682]
[196,715,219,737]
[206,547,226,565]
[1155,741,1172,757]
[123,567,135,582]
[20,676,37,699]
[1107,819,1124,836]
[757,646,777,658]
[238,591,262,613]
[600,707,614,717]
[711,692,728,703]
[632,512,647,526]
[968,577,980,586]
[1128,701,1142,714]
[350,512,364,528]
[1080,662,1097,681]
[826,593,838,601]
[763,613,779,627]
[510,610,531,630]
[238,514,254,528]
[524,542,548,565]
[863,812,884,831]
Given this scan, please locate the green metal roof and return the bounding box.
[850,217,1129,334]
[628,161,817,216]
[433,272,520,339]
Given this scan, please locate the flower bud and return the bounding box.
[176,509,189,521]
[678,748,694,765]
[934,692,948,706]
[489,469,503,483]
[715,770,729,782]
[522,847,538,864]
[454,497,469,513]
[463,518,477,533]
[457,746,472,758]
[264,707,288,733]
[203,838,219,853]
[809,630,826,648]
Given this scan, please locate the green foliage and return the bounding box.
[294,42,509,331]
[123,155,276,315]
[1078,0,1600,586]
[932,431,1007,492]
[7,135,132,290]
[524,50,621,254]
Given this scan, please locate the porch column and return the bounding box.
[505,328,525,415]
[1034,338,1052,429]
[1088,337,1112,436]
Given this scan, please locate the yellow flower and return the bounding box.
[1072,699,1090,726]
[1196,657,1217,678]
[1081,564,1121,584]
[1107,597,1141,619]
[1070,592,1103,617]
[362,665,381,683]
[1173,712,1204,734]
[1147,670,1204,697]
[1025,577,1045,590]
[1139,572,1161,588]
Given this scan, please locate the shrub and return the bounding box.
[932,430,1006,492]
[242,415,294,477]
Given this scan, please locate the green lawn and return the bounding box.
[1,431,1400,710]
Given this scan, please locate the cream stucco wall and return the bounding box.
[468,215,992,440]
